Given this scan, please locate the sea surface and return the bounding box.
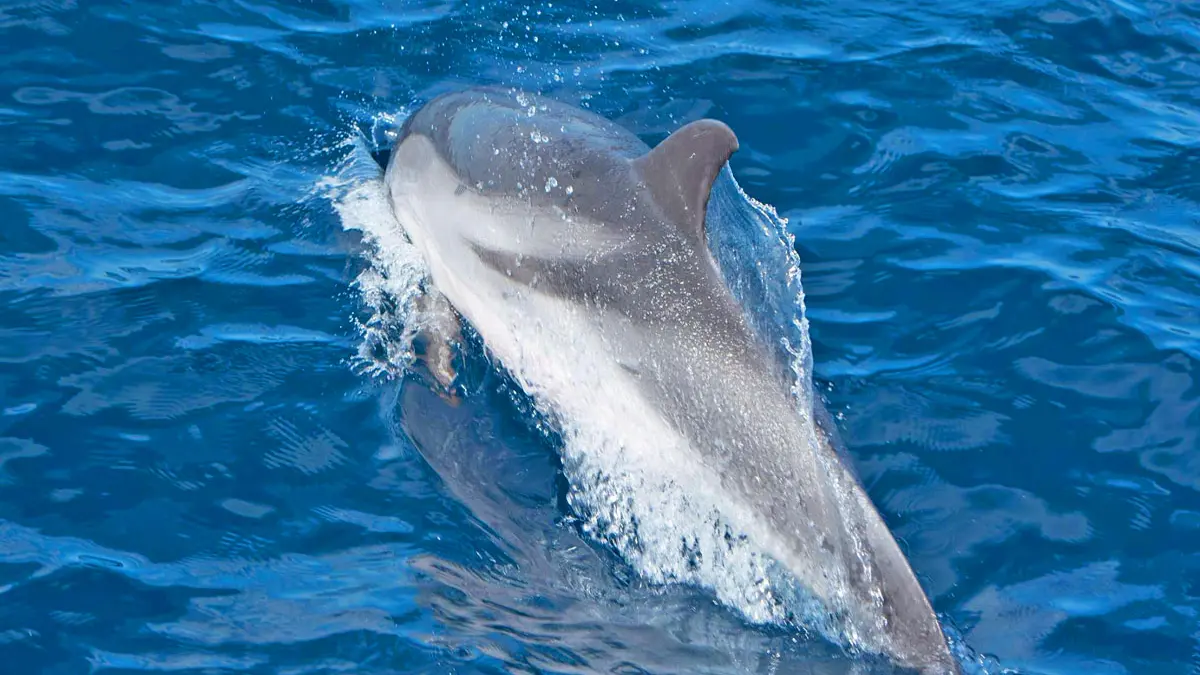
[1,1,1199,674]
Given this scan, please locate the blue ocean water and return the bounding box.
[1,0,1198,673]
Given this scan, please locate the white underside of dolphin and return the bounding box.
[380,87,962,675]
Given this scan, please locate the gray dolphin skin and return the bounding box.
[383,86,962,675]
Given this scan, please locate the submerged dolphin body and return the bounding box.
[383,87,961,674]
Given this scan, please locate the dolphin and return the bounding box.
[381,86,961,675]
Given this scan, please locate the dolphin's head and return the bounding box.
[388,87,651,230]
[385,88,742,305]
[382,88,678,298]
[382,87,740,315]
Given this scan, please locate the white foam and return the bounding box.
[319,132,429,378]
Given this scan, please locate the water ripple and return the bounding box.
[0,0,1197,673]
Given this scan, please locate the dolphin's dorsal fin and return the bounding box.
[632,119,739,244]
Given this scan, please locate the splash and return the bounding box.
[320,125,428,379]
[706,165,815,417]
